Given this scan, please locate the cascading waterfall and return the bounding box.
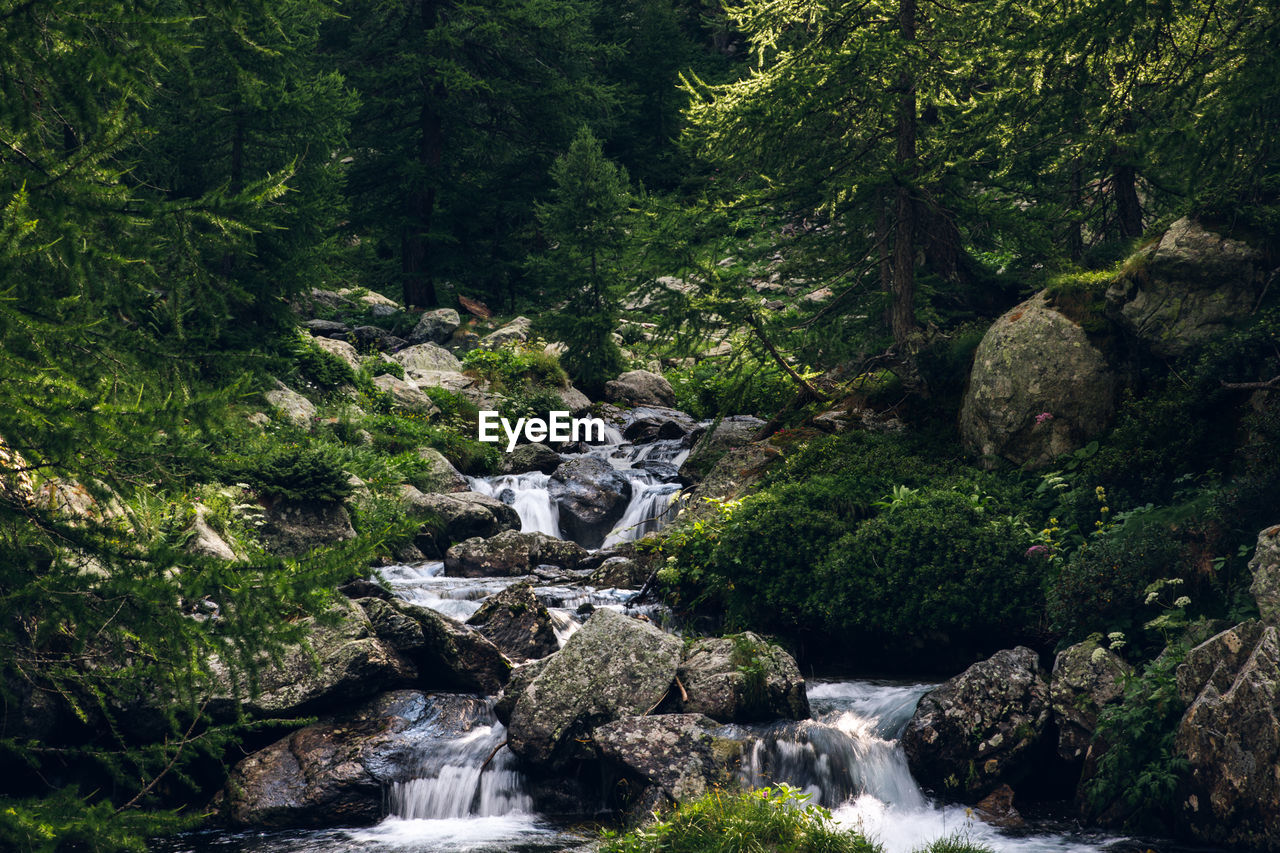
[743,682,1110,853]
[388,696,531,820]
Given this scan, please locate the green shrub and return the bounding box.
[816,489,1039,647]
[295,337,357,389]
[1047,525,1187,647]
[1082,645,1190,830]
[599,786,880,853]
[225,444,353,503]
[462,342,568,389]
[666,355,795,419]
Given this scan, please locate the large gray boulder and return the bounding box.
[507,609,681,765]
[903,647,1051,800]
[960,292,1118,468]
[676,633,809,723]
[683,443,781,521]
[466,581,560,662]
[258,499,356,557]
[393,342,463,374]
[1250,525,1280,623]
[605,370,676,408]
[1107,218,1265,357]
[400,486,520,551]
[594,714,743,804]
[312,336,361,372]
[479,316,532,349]
[1178,620,1266,705]
[1176,624,1280,847]
[264,381,316,429]
[371,374,439,414]
[207,597,415,720]
[416,447,470,493]
[359,597,510,694]
[1049,638,1131,763]
[225,691,486,828]
[679,416,767,484]
[500,442,561,475]
[408,308,461,345]
[444,530,587,577]
[549,457,633,548]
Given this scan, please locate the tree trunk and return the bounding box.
[1113,161,1142,239]
[891,0,918,349]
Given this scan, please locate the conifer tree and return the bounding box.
[529,127,631,394]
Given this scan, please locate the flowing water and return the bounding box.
[154,425,1150,853]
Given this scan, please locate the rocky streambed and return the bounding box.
[155,408,1210,853]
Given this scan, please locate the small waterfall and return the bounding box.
[466,473,559,536]
[746,681,1110,853]
[388,695,531,820]
[742,682,930,810]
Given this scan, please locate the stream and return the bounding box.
[154,423,1148,853]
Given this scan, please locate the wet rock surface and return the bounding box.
[594,713,742,804]
[548,457,633,548]
[466,581,560,662]
[903,646,1051,799]
[1049,638,1130,763]
[359,597,510,694]
[676,632,809,723]
[507,609,680,764]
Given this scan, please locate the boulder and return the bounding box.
[500,442,561,475]
[479,316,532,349]
[676,633,809,723]
[393,342,463,374]
[507,609,681,765]
[594,714,742,804]
[1048,638,1131,763]
[350,325,406,352]
[359,597,510,694]
[903,647,1051,800]
[1249,525,1280,623]
[605,369,676,408]
[1177,624,1280,847]
[444,530,586,577]
[974,784,1025,829]
[588,556,649,589]
[620,406,700,444]
[495,657,550,726]
[207,598,415,721]
[409,308,461,345]
[684,443,781,520]
[555,385,592,415]
[548,457,633,549]
[187,505,238,561]
[304,318,350,337]
[339,287,401,313]
[416,447,469,493]
[258,499,356,557]
[312,336,361,372]
[225,691,488,828]
[1177,620,1266,705]
[959,292,1117,468]
[400,487,521,549]
[1106,218,1265,357]
[372,374,439,414]
[264,381,316,429]
[466,581,560,662]
[679,416,767,483]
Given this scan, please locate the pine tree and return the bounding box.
[529,127,631,394]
